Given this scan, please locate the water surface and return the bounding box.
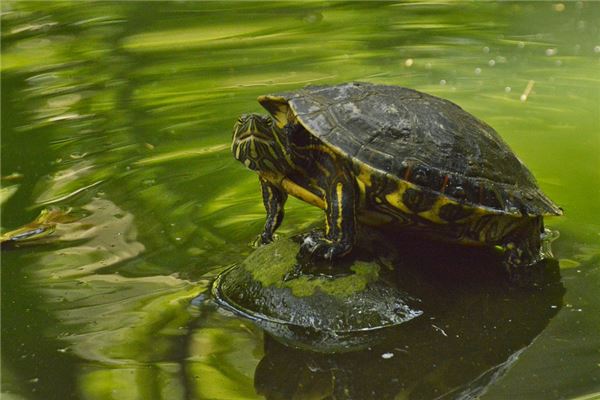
[2,2,599,399]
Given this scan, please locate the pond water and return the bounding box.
[1,2,599,399]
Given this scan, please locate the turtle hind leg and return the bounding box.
[502,216,546,285]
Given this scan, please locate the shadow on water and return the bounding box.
[200,228,565,399]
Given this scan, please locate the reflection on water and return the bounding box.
[2,1,599,399]
[208,233,565,399]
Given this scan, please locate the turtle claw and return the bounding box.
[298,231,352,261]
[252,232,277,248]
[298,231,327,259]
[282,263,305,282]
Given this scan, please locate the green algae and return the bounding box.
[242,238,380,298]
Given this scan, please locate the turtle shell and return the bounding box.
[258,82,562,217]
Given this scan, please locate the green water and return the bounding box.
[1,1,599,399]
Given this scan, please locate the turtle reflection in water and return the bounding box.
[231,82,562,276]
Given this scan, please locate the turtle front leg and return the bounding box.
[258,177,287,245]
[300,171,357,260]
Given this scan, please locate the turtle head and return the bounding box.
[232,114,290,173]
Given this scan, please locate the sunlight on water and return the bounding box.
[2,1,599,399]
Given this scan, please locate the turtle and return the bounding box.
[231,82,562,273]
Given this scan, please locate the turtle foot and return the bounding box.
[298,231,352,261]
[252,232,279,248]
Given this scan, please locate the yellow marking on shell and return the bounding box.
[417,195,457,224]
[354,159,513,222]
[381,170,497,225]
[258,96,289,127]
[419,191,506,223]
[357,164,373,186]
[267,104,289,128]
[416,191,488,225]
[384,180,413,215]
[336,182,344,232]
